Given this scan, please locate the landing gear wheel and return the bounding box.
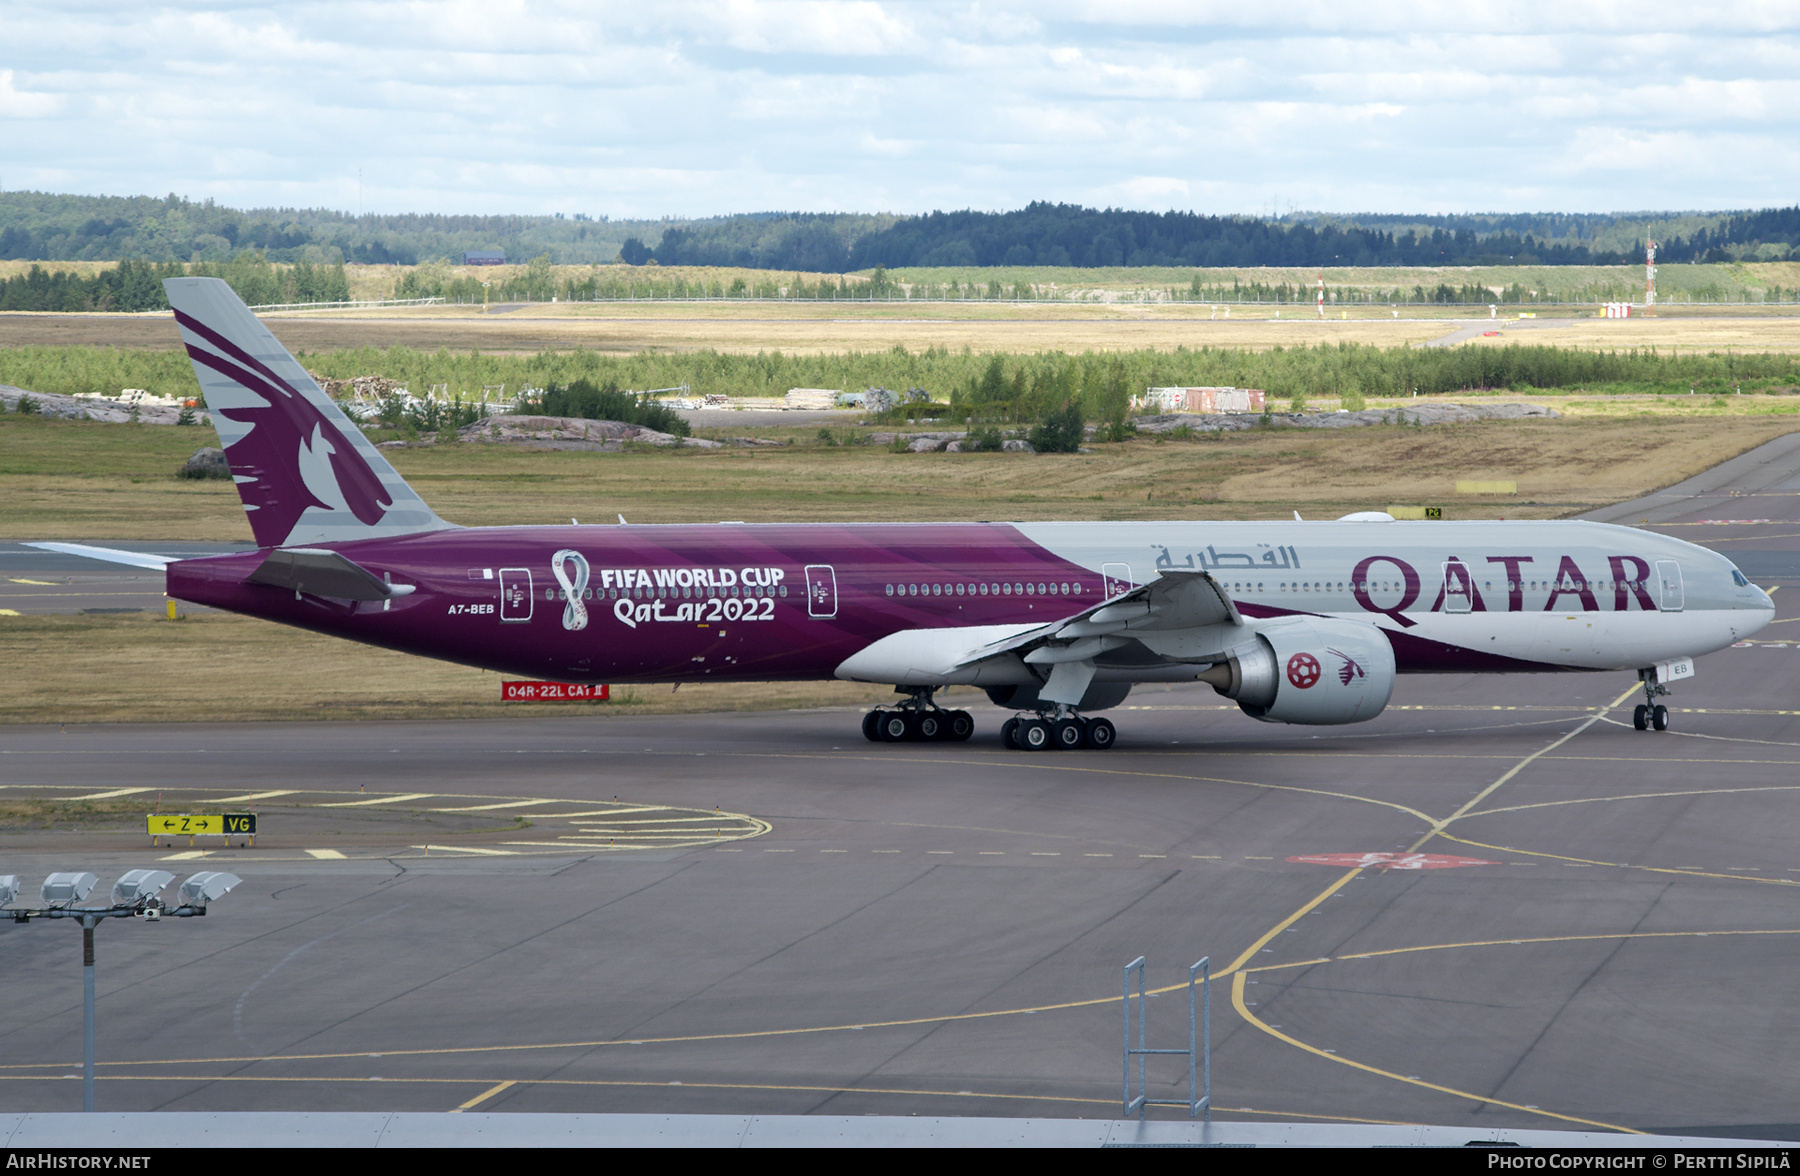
[948,710,975,742]
[1084,717,1117,750]
[917,712,944,741]
[862,710,882,742]
[879,712,913,742]
[1018,719,1051,751]
[1652,704,1669,731]
[1001,717,1021,750]
[1051,718,1085,750]
[1633,704,1649,731]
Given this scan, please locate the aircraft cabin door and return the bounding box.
[804,564,838,618]
[1102,563,1133,597]
[1440,562,1473,613]
[499,568,533,622]
[1655,560,1684,612]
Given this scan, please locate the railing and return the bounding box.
[1123,955,1210,1120]
[405,293,1800,308]
[247,296,445,311]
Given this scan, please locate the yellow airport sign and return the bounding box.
[148,813,257,841]
[1456,480,1517,495]
[150,814,223,835]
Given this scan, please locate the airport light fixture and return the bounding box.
[2,869,241,1112]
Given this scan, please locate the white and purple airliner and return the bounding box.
[35,278,1775,750]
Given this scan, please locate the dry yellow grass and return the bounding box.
[9,293,1800,357]
[1465,316,1800,354]
[9,410,1798,544]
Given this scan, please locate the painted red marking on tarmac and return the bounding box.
[1288,852,1500,870]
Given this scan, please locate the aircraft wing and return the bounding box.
[954,570,1241,665]
[951,570,1247,705]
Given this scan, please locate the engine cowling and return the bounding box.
[1200,619,1395,725]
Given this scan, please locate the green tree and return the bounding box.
[972,355,1008,405]
[1028,401,1085,453]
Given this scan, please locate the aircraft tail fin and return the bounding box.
[163,277,455,548]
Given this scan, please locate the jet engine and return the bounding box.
[1199,619,1395,725]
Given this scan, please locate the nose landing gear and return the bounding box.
[862,687,974,743]
[1633,669,1673,732]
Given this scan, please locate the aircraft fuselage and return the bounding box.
[165,518,1772,686]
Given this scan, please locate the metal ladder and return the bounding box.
[1122,955,1210,1120]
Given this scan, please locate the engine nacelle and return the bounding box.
[1200,619,1395,725]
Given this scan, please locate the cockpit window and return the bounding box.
[1731,569,1750,588]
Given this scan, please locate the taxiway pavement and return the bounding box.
[0,542,247,615]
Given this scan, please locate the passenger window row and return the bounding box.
[551,584,788,601]
[885,582,1083,598]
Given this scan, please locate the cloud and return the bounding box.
[0,69,65,118]
[6,3,1800,216]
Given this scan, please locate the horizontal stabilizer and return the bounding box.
[248,547,412,601]
[23,542,176,570]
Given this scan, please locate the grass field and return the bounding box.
[12,303,1800,362]
[6,400,1800,539]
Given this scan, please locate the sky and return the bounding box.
[3,1,1798,219]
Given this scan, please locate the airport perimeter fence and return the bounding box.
[246,297,446,312]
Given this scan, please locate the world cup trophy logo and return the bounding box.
[551,549,590,631]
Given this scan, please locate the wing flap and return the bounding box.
[247,547,406,601]
[953,569,1242,671]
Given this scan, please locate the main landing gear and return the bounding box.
[1633,669,1672,732]
[1000,709,1116,752]
[862,687,974,743]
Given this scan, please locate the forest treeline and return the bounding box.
[619,213,899,271]
[393,257,912,303]
[835,204,1800,270]
[10,190,1800,270]
[0,255,351,312]
[0,191,688,267]
[12,254,1789,312]
[7,341,1798,417]
[0,192,885,269]
[590,202,1800,271]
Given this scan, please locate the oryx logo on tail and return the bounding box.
[165,278,454,548]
